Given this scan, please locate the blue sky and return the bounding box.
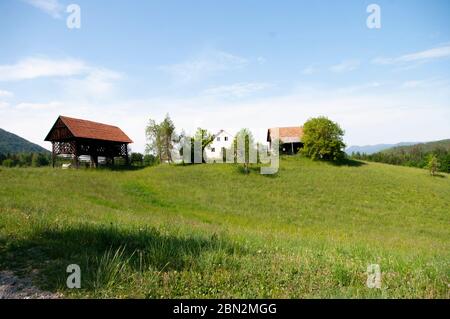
[0,0,449,152]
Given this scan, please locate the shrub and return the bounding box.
[130,152,144,166]
[2,159,15,167]
[426,154,440,176]
[143,154,157,166]
[31,153,50,167]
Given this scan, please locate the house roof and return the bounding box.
[45,115,133,143]
[267,127,304,143]
[213,129,232,137]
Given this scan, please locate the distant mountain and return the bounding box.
[381,139,450,154]
[346,142,419,155]
[0,128,49,154]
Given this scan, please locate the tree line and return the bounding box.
[351,146,450,173]
[0,152,50,167]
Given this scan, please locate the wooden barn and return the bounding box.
[267,126,304,155]
[45,115,133,168]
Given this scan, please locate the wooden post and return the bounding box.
[73,140,79,168]
[124,144,129,166]
[51,142,55,168]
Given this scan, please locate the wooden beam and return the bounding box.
[51,142,55,168]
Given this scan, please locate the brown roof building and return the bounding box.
[45,115,133,167]
[267,126,304,155]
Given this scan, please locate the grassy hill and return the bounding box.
[0,157,448,298]
[0,128,49,154]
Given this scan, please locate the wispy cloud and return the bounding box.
[0,90,13,98]
[0,57,87,81]
[302,65,318,75]
[372,45,450,65]
[16,101,62,110]
[335,82,382,94]
[0,56,122,98]
[203,82,272,98]
[160,50,248,83]
[0,101,10,109]
[63,68,122,97]
[330,60,360,73]
[256,57,267,64]
[24,0,64,19]
[401,78,449,89]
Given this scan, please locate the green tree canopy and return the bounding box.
[145,114,177,163]
[130,152,144,166]
[232,128,256,173]
[301,116,346,161]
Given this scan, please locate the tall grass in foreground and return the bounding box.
[0,156,449,298]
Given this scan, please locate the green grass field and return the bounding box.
[0,156,449,298]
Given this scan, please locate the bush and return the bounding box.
[130,152,144,166]
[143,154,157,166]
[2,159,15,167]
[31,153,50,167]
[301,117,346,161]
[426,154,440,176]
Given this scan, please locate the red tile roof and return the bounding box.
[56,116,133,143]
[267,127,304,143]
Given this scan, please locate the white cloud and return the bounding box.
[0,56,122,98]
[16,101,62,110]
[0,57,87,81]
[372,45,450,65]
[335,82,382,94]
[0,101,10,109]
[257,57,267,64]
[24,0,64,19]
[302,65,317,75]
[330,60,360,73]
[160,50,248,83]
[63,68,122,97]
[203,82,272,98]
[3,83,449,153]
[401,78,448,89]
[0,90,13,98]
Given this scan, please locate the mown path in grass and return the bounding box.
[0,156,449,298]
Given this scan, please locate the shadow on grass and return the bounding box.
[0,225,243,293]
[430,173,447,178]
[98,165,149,171]
[328,158,367,167]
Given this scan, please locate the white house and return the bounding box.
[205,130,233,160]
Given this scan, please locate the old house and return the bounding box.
[267,127,304,155]
[204,129,233,160]
[45,115,133,167]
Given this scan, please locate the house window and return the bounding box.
[224,136,228,141]
[211,148,215,152]
[217,137,220,141]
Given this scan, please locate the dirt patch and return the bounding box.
[0,271,61,299]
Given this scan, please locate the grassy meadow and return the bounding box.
[0,156,449,298]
